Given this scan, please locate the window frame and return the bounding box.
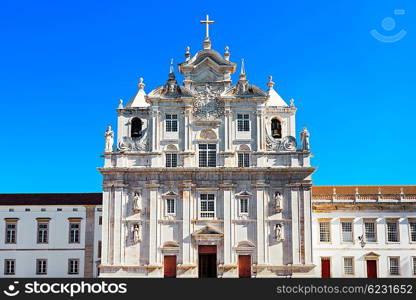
[343,256,355,276]
[37,221,49,244]
[165,153,178,168]
[36,259,48,275]
[363,220,377,243]
[340,220,354,243]
[237,152,250,167]
[198,144,217,167]
[199,193,216,219]
[408,219,416,243]
[4,259,15,275]
[239,198,249,216]
[165,114,178,133]
[388,256,400,276]
[412,257,416,276]
[318,221,331,243]
[69,221,81,244]
[165,198,176,216]
[5,221,17,244]
[237,114,250,132]
[68,259,80,275]
[386,219,400,243]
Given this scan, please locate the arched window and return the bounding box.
[131,118,142,138]
[271,118,282,139]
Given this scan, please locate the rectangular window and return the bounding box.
[319,221,331,242]
[240,198,249,214]
[343,257,354,275]
[237,114,250,132]
[99,216,102,225]
[341,221,353,243]
[409,221,416,242]
[36,259,47,275]
[68,259,79,275]
[200,194,215,218]
[364,221,377,242]
[5,222,17,244]
[413,257,416,276]
[199,144,216,167]
[98,241,102,259]
[69,222,81,243]
[238,153,250,167]
[386,220,399,242]
[165,114,178,132]
[37,222,49,244]
[389,257,400,275]
[4,259,15,275]
[165,153,178,167]
[166,199,175,215]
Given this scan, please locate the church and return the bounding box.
[0,16,414,278]
[99,15,315,278]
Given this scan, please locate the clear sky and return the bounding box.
[0,0,414,193]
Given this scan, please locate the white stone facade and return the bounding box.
[0,200,102,278]
[99,19,315,278]
[312,186,416,278]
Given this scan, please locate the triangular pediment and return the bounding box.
[192,225,223,236]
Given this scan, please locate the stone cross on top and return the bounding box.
[200,14,214,40]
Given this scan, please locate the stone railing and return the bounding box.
[313,193,416,202]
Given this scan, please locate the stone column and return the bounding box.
[302,186,313,265]
[146,181,160,265]
[112,186,125,266]
[255,110,264,151]
[290,186,301,265]
[101,187,111,266]
[184,107,191,152]
[220,182,235,266]
[151,110,161,152]
[180,181,195,265]
[253,181,268,265]
[224,109,231,152]
[83,205,95,277]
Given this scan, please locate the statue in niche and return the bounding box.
[132,224,141,243]
[275,223,284,241]
[132,192,142,212]
[300,127,310,151]
[104,125,114,152]
[274,191,283,212]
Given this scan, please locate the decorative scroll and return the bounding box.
[118,129,149,152]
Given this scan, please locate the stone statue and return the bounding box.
[132,224,141,243]
[300,127,310,151]
[275,192,283,212]
[275,223,284,241]
[132,192,142,212]
[104,125,114,152]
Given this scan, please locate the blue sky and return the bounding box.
[0,0,414,193]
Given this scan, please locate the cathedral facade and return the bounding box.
[99,16,315,278]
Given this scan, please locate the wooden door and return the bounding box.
[321,258,331,278]
[238,255,251,278]
[198,245,217,278]
[164,256,177,278]
[367,260,377,278]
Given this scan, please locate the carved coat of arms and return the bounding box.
[192,84,224,119]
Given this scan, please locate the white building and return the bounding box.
[312,186,416,278]
[0,193,102,277]
[99,15,315,278]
